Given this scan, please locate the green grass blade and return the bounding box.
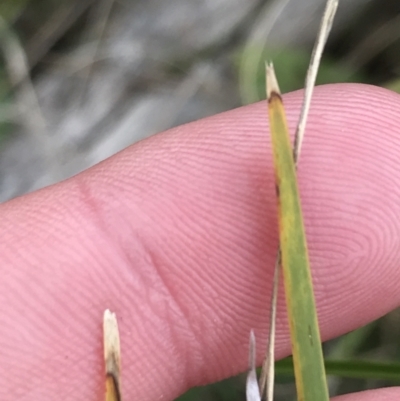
[266,63,329,401]
[275,358,400,382]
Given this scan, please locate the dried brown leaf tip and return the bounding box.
[104,309,122,401]
[265,62,282,102]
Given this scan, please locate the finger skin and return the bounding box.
[334,388,400,401]
[0,84,399,401]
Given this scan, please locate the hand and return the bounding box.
[1,84,399,401]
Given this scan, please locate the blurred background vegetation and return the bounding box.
[1,0,400,399]
[1,0,400,201]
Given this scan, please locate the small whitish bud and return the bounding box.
[246,330,261,401]
[104,309,122,401]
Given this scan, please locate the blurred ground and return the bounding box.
[2,0,400,201]
[1,0,400,399]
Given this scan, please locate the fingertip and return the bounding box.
[333,387,400,401]
[1,83,400,401]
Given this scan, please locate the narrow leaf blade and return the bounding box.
[266,63,329,401]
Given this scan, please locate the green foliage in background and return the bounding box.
[0,65,13,144]
[174,312,400,401]
[385,78,400,94]
[0,0,30,23]
[238,46,365,104]
[175,354,400,401]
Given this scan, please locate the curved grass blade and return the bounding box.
[275,358,400,382]
[259,2,339,400]
[293,0,339,161]
[266,64,329,401]
[104,309,122,401]
[258,251,280,401]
